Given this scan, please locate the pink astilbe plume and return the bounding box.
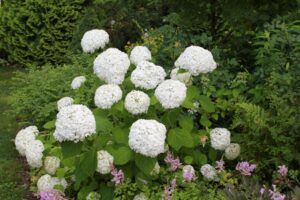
[277,165,288,177]
[111,167,124,185]
[164,151,182,171]
[269,185,286,200]
[164,177,177,200]
[215,159,225,172]
[235,161,256,176]
[36,189,67,200]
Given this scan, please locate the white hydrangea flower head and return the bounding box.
[93,48,130,84]
[170,67,192,85]
[130,46,152,66]
[96,150,114,174]
[81,29,109,53]
[57,97,74,111]
[175,46,217,76]
[131,61,166,90]
[94,84,122,109]
[128,119,167,157]
[133,194,148,200]
[125,90,150,115]
[15,126,39,156]
[71,76,86,89]
[154,79,187,109]
[86,192,101,200]
[37,174,53,192]
[200,164,219,181]
[54,105,96,142]
[44,156,60,175]
[25,139,44,168]
[210,128,231,150]
[225,143,241,160]
[183,165,196,177]
[150,162,160,176]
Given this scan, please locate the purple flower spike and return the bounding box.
[164,177,177,200]
[216,159,225,172]
[269,185,286,200]
[235,161,256,176]
[36,189,67,200]
[164,151,182,172]
[277,165,288,177]
[111,167,124,185]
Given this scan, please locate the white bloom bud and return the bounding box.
[225,143,241,160]
[57,97,74,111]
[94,84,122,109]
[71,76,86,89]
[200,164,219,181]
[37,174,67,192]
[130,46,152,66]
[86,192,101,200]
[96,150,114,174]
[15,126,39,156]
[125,90,150,114]
[133,194,148,200]
[210,128,231,150]
[81,29,109,53]
[44,156,60,175]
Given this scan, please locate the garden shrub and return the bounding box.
[0,0,84,67]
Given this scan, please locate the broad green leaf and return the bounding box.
[75,150,97,185]
[135,154,157,175]
[208,148,217,162]
[150,95,158,105]
[184,156,194,164]
[181,98,194,109]
[43,120,55,129]
[167,128,194,151]
[186,85,200,100]
[112,127,129,145]
[193,151,207,165]
[108,146,133,165]
[61,141,82,158]
[179,116,194,131]
[199,95,215,113]
[200,114,212,127]
[99,184,114,200]
[112,100,124,112]
[94,114,113,133]
[77,181,98,200]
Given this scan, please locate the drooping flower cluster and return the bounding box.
[164,177,177,200]
[128,119,167,157]
[164,151,182,171]
[215,159,225,172]
[57,97,74,111]
[15,126,44,168]
[225,143,240,160]
[36,189,67,200]
[210,128,231,150]
[130,46,152,66]
[277,165,288,177]
[81,29,109,53]
[268,185,286,200]
[131,61,166,90]
[111,167,124,185]
[54,105,96,142]
[86,192,101,200]
[125,90,150,114]
[96,150,114,174]
[200,164,219,181]
[44,156,60,175]
[71,76,86,89]
[93,48,130,84]
[37,174,67,192]
[170,67,192,85]
[155,79,187,109]
[133,193,148,200]
[182,165,197,182]
[94,84,122,109]
[174,45,217,76]
[235,161,256,176]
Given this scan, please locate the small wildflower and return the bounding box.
[164,178,177,200]
[182,165,197,182]
[111,167,124,185]
[216,159,225,172]
[164,151,181,171]
[36,189,67,200]
[235,161,256,176]
[200,135,208,147]
[277,165,288,177]
[268,185,286,200]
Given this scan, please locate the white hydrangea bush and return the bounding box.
[15,28,245,199]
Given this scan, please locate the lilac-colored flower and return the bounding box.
[111,167,124,185]
[277,165,288,177]
[164,177,177,200]
[36,189,67,200]
[260,187,265,195]
[235,161,256,176]
[164,151,182,171]
[183,170,194,182]
[216,159,225,172]
[268,185,286,200]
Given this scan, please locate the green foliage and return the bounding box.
[0,0,84,67]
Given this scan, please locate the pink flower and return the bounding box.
[111,167,124,185]
[183,170,194,182]
[164,177,177,200]
[216,159,225,172]
[36,189,67,200]
[164,151,182,171]
[235,161,256,176]
[269,185,286,200]
[277,165,288,177]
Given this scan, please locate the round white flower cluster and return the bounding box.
[225,143,241,160]
[170,67,192,85]
[125,90,150,114]
[210,128,231,150]
[93,48,130,84]
[94,84,122,109]
[155,79,187,109]
[15,126,39,156]
[37,174,67,192]
[44,156,60,175]
[71,76,86,89]
[128,119,166,157]
[57,97,74,111]
[130,46,152,66]
[81,29,109,53]
[200,164,218,181]
[54,105,96,143]
[131,61,166,90]
[25,139,44,168]
[96,150,114,174]
[175,46,217,76]
[133,194,148,200]
[86,192,101,200]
